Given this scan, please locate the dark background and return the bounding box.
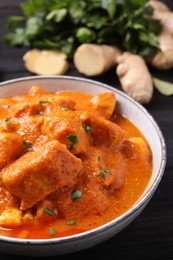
[0,1,173,259]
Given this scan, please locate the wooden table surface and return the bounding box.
[0,1,173,259]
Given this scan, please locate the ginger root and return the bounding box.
[148,0,170,12]
[148,28,173,69]
[73,43,121,76]
[116,52,153,104]
[150,2,173,34]
[145,1,173,70]
[23,49,69,75]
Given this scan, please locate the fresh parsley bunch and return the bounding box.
[6,0,161,58]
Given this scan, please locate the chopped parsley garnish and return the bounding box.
[84,124,92,135]
[67,134,79,150]
[4,118,10,125]
[44,208,57,216]
[61,107,70,111]
[67,219,76,225]
[49,228,57,235]
[99,167,112,179]
[39,97,54,104]
[100,167,112,174]
[24,141,32,149]
[97,155,101,162]
[71,190,83,201]
[39,100,48,104]
[99,170,106,179]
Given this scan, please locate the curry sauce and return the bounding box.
[0,86,152,239]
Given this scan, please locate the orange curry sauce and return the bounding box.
[0,87,152,239]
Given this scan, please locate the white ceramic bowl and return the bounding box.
[0,76,166,257]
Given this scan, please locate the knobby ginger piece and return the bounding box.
[146,1,173,70]
[148,0,170,12]
[148,28,173,69]
[116,52,153,104]
[23,49,69,75]
[150,4,173,34]
[74,43,121,76]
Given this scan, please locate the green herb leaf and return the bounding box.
[67,219,76,225]
[101,0,116,19]
[71,190,83,201]
[99,170,106,179]
[24,141,32,148]
[76,27,96,43]
[61,107,70,111]
[5,0,161,58]
[25,17,43,39]
[99,166,112,179]
[100,167,112,174]
[84,125,92,135]
[7,16,25,30]
[67,134,79,150]
[44,208,57,216]
[5,118,10,125]
[46,9,67,23]
[39,99,49,104]
[49,228,57,235]
[153,77,173,96]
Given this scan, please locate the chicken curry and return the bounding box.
[0,86,152,239]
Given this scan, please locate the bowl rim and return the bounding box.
[0,75,167,245]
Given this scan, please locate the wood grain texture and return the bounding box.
[0,1,173,259]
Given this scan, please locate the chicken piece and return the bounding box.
[18,116,44,146]
[121,137,152,164]
[0,179,20,213]
[41,97,76,115]
[0,117,20,133]
[0,178,22,226]
[78,92,116,119]
[0,133,24,170]
[9,101,41,120]
[41,111,89,154]
[54,183,110,218]
[53,148,126,218]
[80,112,124,147]
[2,140,82,210]
[0,208,22,226]
[52,153,110,218]
[103,150,127,190]
[28,86,49,96]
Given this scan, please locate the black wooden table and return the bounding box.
[0,1,173,259]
